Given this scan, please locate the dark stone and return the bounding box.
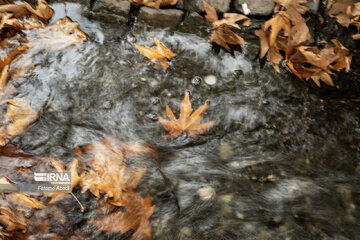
[137,7,184,28]
[92,0,131,17]
[176,0,231,13]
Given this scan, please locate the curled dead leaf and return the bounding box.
[133,38,176,71]
[203,1,251,52]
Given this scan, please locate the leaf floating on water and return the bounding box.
[203,1,251,52]
[158,92,216,138]
[5,98,38,137]
[133,38,176,71]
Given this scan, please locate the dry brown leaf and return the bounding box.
[273,0,309,14]
[0,0,53,20]
[133,38,176,71]
[210,24,247,52]
[158,92,215,138]
[203,1,251,52]
[256,6,351,87]
[286,40,351,87]
[264,12,291,47]
[329,0,360,39]
[131,0,177,8]
[89,190,155,240]
[5,98,38,136]
[329,0,354,27]
[203,0,218,23]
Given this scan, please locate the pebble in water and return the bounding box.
[191,76,202,86]
[197,186,216,201]
[146,112,158,121]
[151,97,160,105]
[204,75,217,85]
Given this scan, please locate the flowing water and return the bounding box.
[4,2,360,239]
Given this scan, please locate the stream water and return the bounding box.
[4,2,360,240]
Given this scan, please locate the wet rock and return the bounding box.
[92,0,130,17]
[304,0,320,13]
[197,186,216,201]
[137,7,184,28]
[176,0,231,13]
[233,0,274,16]
[181,12,207,26]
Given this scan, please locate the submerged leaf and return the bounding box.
[5,98,38,136]
[89,191,155,240]
[158,92,216,138]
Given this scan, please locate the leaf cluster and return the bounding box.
[203,1,251,52]
[255,1,352,87]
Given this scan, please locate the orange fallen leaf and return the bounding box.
[89,190,155,240]
[133,38,176,71]
[5,98,38,137]
[158,92,216,138]
[203,1,251,52]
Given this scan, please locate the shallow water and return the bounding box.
[5,2,360,240]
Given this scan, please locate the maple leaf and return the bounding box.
[131,0,178,8]
[203,1,251,52]
[79,137,153,203]
[133,37,176,71]
[5,98,38,137]
[286,39,351,87]
[89,190,155,240]
[158,92,216,138]
[272,0,309,14]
